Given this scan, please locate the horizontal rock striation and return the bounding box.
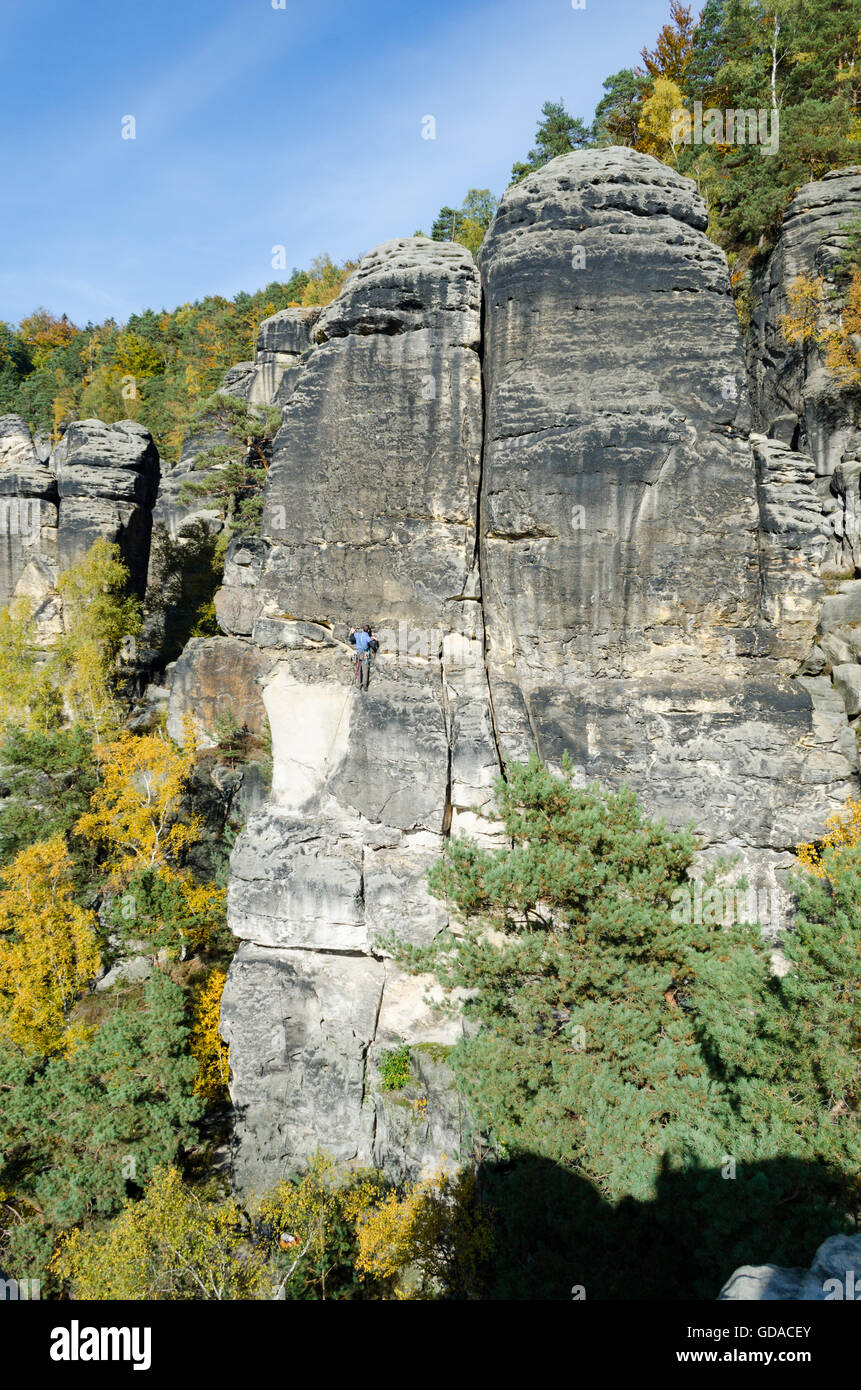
[220,149,859,1193]
[220,237,489,1193]
[0,414,160,607]
[748,166,861,474]
[478,149,854,881]
[51,418,159,595]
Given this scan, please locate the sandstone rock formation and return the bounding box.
[718,1232,861,1300]
[149,425,226,543]
[477,148,854,886]
[165,635,269,745]
[51,418,159,595]
[748,166,861,473]
[217,150,859,1196]
[0,414,59,609]
[148,310,318,639]
[0,414,159,606]
[222,306,320,409]
[748,168,861,750]
[219,236,485,1192]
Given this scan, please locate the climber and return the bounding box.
[349,624,378,691]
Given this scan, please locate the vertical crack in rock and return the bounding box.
[476,146,856,884]
[217,152,861,1195]
[220,237,484,1192]
[439,646,455,836]
[473,279,508,784]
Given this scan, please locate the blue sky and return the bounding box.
[0,0,671,326]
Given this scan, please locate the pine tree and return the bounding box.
[392,758,860,1298]
[510,100,594,184]
[406,757,732,1195]
[0,970,202,1285]
[0,724,98,871]
[178,392,281,538]
[593,69,648,146]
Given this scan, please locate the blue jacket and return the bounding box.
[352,630,372,654]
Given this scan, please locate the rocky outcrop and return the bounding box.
[0,414,59,609]
[0,414,159,606]
[149,312,317,612]
[51,418,159,595]
[149,426,227,543]
[222,306,320,409]
[218,150,859,1196]
[719,1232,861,1300]
[220,237,487,1193]
[748,169,861,742]
[748,166,861,476]
[165,635,269,745]
[477,148,854,885]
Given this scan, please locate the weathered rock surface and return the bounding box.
[0,413,160,606]
[478,149,854,883]
[0,414,59,607]
[220,149,859,1194]
[718,1232,861,1300]
[165,635,270,745]
[50,418,159,595]
[150,313,317,616]
[747,169,861,759]
[748,167,861,475]
[222,306,320,409]
[149,426,226,544]
[219,238,487,1193]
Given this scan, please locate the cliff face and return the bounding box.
[218,238,487,1189]
[0,414,159,612]
[748,167,861,756]
[216,148,861,1194]
[5,148,859,1200]
[748,166,861,474]
[477,149,853,872]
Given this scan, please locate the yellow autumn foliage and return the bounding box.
[56,538,142,738]
[796,796,861,878]
[254,1154,388,1298]
[0,835,100,1056]
[638,76,686,162]
[351,1163,494,1299]
[781,269,861,389]
[52,1165,271,1300]
[823,267,861,386]
[780,271,827,348]
[190,969,230,1101]
[0,598,60,737]
[76,730,201,876]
